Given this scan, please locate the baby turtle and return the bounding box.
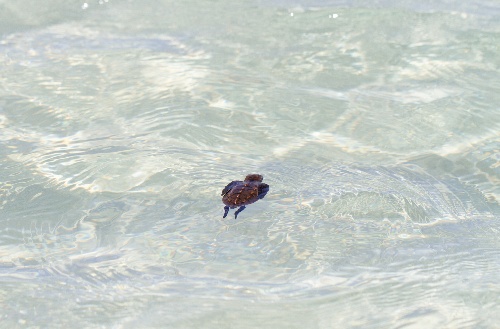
[221,174,269,219]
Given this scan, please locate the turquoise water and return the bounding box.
[0,0,499,328]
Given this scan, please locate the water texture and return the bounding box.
[0,0,499,328]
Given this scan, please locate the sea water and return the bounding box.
[0,0,499,328]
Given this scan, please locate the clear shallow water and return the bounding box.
[0,0,499,328]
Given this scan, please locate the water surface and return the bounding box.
[0,0,499,328]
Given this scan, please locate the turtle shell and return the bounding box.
[221,175,269,208]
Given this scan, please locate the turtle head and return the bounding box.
[244,174,263,182]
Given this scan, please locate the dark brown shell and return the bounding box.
[222,182,259,207]
[221,175,269,209]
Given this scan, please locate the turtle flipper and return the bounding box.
[258,183,269,199]
[221,180,241,196]
[223,206,230,218]
[234,206,246,219]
